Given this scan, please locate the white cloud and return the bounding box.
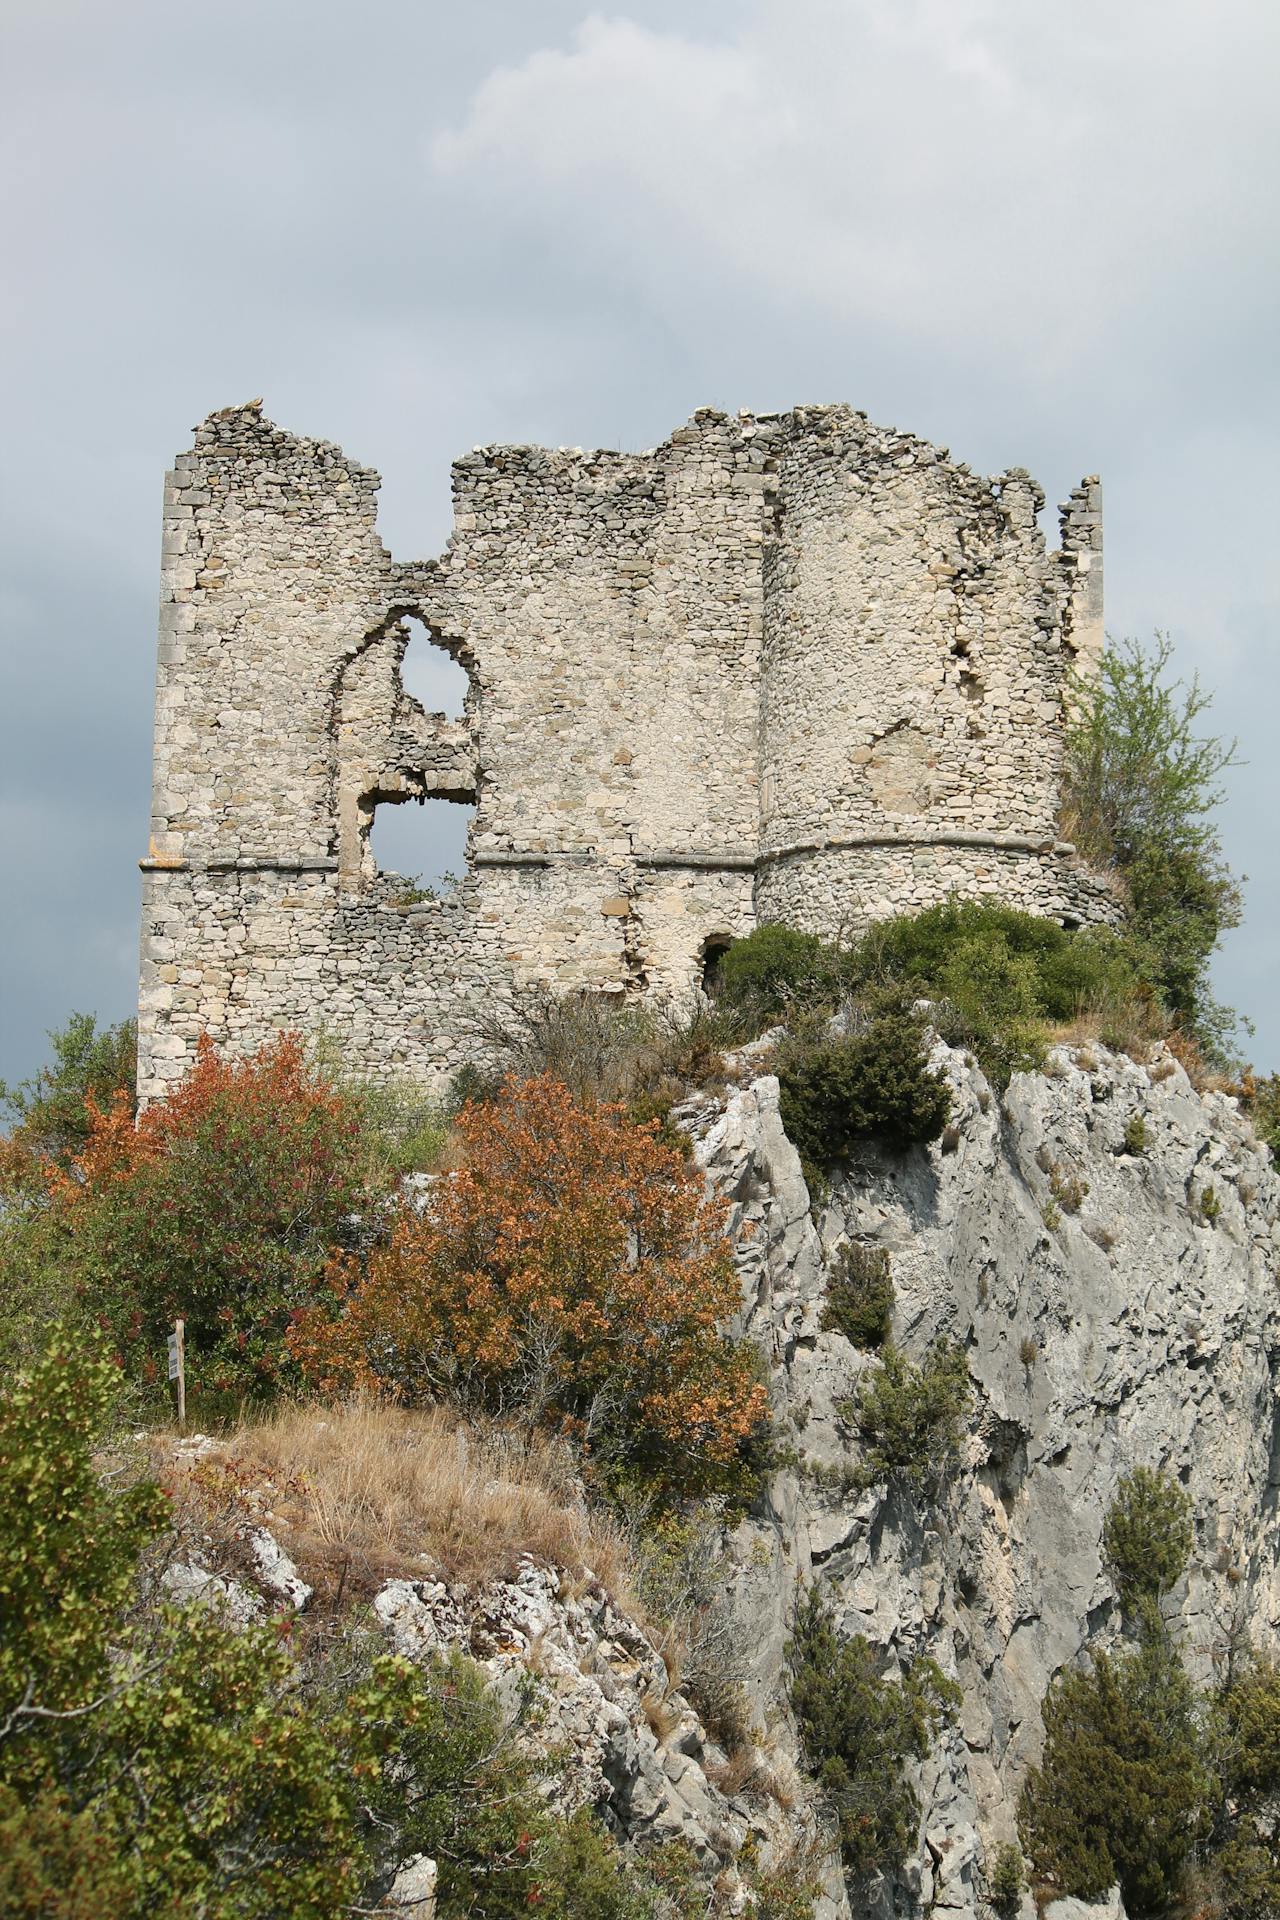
[429,1,1280,384]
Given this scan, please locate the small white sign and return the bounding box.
[167,1334,180,1382]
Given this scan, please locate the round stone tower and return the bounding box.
[754,407,1105,935]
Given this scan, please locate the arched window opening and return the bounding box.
[400,616,469,720]
[370,793,475,900]
[701,934,734,997]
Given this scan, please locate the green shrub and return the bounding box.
[523,1812,676,1920]
[789,1590,959,1879]
[848,899,1156,1089]
[1019,1633,1211,1915]
[333,1071,450,1178]
[0,1787,139,1920]
[853,1339,971,1491]
[986,1841,1024,1912]
[857,898,1143,1017]
[936,932,1047,1090]
[1199,1183,1222,1225]
[727,899,1163,1093]
[1103,1468,1193,1615]
[1124,1113,1148,1154]
[859,897,1063,990]
[625,1087,692,1159]
[716,924,838,1024]
[447,1060,502,1115]
[777,1008,951,1186]
[0,1331,167,1788]
[649,1001,745,1086]
[1048,1164,1088,1214]
[823,1244,895,1349]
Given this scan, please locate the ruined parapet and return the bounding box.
[1058,474,1104,677]
[138,403,1115,1100]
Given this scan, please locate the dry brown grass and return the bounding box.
[1162,1028,1237,1094]
[705,1743,799,1811]
[159,1398,635,1607]
[1045,992,1168,1066]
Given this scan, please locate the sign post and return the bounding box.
[167,1318,186,1429]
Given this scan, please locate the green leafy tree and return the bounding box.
[1019,1633,1211,1915]
[52,1034,379,1402]
[0,1017,140,1372]
[1245,1074,1280,1159]
[0,1786,142,1920]
[97,1613,378,1920]
[789,1590,958,1879]
[1063,633,1243,1060]
[0,1013,136,1167]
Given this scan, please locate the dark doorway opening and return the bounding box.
[701,935,733,997]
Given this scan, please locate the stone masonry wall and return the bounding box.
[138,402,1113,1099]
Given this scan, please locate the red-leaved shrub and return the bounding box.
[52,1035,375,1398]
[290,1075,767,1498]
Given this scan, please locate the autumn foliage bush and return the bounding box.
[51,1035,377,1400]
[290,1075,767,1500]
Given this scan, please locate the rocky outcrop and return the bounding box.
[696,1041,1280,1919]
[372,1557,811,1876]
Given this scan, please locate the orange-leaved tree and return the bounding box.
[51,1035,377,1399]
[289,1074,767,1499]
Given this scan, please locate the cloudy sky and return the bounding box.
[2,0,1277,1086]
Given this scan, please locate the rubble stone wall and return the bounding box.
[138,401,1112,1099]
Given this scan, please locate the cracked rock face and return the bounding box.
[696,1042,1280,1919]
[372,1558,810,1874]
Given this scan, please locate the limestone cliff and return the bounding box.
[697,1040,1280,1917]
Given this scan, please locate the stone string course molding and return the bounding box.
[138,401,1115,1098]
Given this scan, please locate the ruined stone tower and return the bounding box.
[138,402,1111,1100]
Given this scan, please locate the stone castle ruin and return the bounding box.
[138,401,1111,1100]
